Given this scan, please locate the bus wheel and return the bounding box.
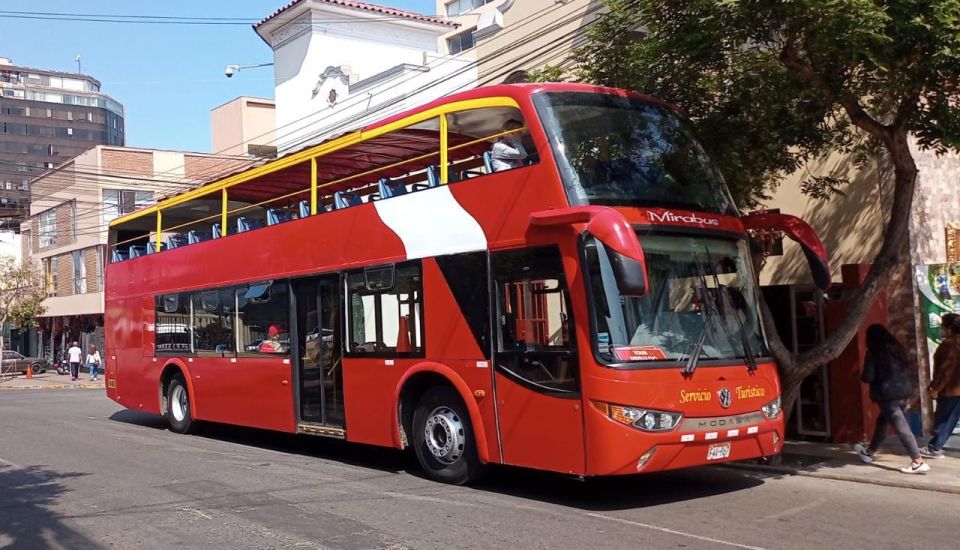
[165,374,195,434]
[412,386,484,485]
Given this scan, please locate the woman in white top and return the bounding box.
[86,344,102,382]
[490,119,528,172]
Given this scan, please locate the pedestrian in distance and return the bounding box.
[920,314,960,459]
[854,324,930,474]
[86,344,101,382]
[67,341,83,382]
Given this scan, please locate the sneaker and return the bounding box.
[854,443,874,464]
[900,461,930,474]
[919,446,945,460]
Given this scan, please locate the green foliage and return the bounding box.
[526,65,569,83]
[575,0,960,207]
[0,256,47,329]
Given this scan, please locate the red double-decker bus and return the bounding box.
[105,83,828,484]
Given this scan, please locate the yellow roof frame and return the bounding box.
[111,96,522,228]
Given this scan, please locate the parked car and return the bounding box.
[2,350,48,375]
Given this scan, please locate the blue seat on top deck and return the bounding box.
[298,200,311,218]
[267,208,294,226]
[378,177,407,198]
[236,216,264,233]
[482,151,494,173]
[146,241,164,254]
[187,230,210,244]
[211,223,222,239]
[128,245,146,258]
[111,249,129,263]
[164,234,185,250]
[333,191,362,210]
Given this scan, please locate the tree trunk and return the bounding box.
[768,127,918,418]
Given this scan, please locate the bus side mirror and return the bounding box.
[741,211,830,290]
[530,205,649,296]
[602,240,647,296]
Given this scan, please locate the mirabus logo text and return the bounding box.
[648,211,720,226]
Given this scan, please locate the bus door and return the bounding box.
[491,246,585,474]
[293,275,345,429]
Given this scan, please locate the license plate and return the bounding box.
[707,442,731,461]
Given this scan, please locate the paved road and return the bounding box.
[1,391,957,549]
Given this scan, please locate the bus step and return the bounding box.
[298,423,346,439]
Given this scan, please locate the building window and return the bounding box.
[96,246,104,291]
[102,189,154,225]
[39,209,56,247]
[43,256,58,297]
[448,28,476,54]
[446,0,492,16]
[66,128,73,136]
[72,250,86,294]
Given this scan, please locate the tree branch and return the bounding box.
[779,36,891,142]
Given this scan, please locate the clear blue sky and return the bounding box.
[0,0,436,152]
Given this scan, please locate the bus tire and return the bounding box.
[165,374,196,434]
[412,386,485,485]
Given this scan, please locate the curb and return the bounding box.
[0,383,104,390]
[720,461,960,496]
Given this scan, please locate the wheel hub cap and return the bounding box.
[424,406,464,464]
[171,385,187,422]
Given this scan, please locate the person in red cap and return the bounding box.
[259,324,284,353]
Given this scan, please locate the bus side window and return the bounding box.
[445,107,538,180]
[345,262,424,357]
[492,246,577,394]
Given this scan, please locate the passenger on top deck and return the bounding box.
[490,119,528,172]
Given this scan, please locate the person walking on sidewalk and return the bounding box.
[920,314,960,459]
[85,344,101,382]
[67,341,82,382]
[854,324,930,474]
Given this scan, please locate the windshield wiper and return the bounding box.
[682,323,707,376]
[703,246,758,373]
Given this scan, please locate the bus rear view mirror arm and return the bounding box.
[741,211,831,290]
[530,206,649,296]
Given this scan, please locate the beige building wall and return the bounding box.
[759,152,893,287]
[24,146,250,319]
[211,97,277,157]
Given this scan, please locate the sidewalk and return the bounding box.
[725,438,960,495]
[0,371,105,390]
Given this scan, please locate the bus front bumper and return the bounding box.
[585,413,784,476]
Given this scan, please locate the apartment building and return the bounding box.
[0,57,124,230]
[20,146,253,358]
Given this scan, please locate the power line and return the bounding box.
[22,2,609,227]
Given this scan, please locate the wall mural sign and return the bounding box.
[917,261,960,435]
[946,226,960,263]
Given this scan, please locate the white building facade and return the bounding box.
[254,0,480,154]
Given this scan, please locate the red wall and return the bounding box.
[825,264,887,443]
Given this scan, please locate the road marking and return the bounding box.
[0,457,24,469]
[586,513,767,549]
[758,498,826,521]
[179,507,213,520]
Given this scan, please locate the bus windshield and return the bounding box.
[584,233,768,365]
[534,91,736,215]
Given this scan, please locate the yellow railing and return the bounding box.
[108,106,528,260]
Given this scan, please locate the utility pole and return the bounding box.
[75,55,81,74]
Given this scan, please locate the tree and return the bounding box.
[0,256,46,375]
[574,0,960,411]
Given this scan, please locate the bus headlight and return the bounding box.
[593,401,682,432]
[761,396,782,419]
